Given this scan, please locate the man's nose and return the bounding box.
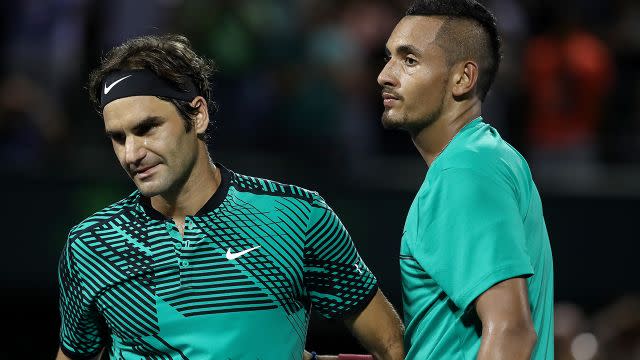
[124,136,145,165]
[377,60,398,88]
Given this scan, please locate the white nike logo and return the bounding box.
[226,246,261,260]
[104,75,132,94]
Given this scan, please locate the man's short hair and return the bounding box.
[88,34,217,141]
[406,0,501,101]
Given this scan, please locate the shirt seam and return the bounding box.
[456,262,534,311]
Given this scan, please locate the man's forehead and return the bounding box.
[103,96,170,127]
[387,16,446,51]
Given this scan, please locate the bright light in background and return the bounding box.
[571,332,598,360]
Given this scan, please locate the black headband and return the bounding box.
[100,69,199,109]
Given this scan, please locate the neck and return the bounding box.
[412,101,482,167]
[151,144,221,218]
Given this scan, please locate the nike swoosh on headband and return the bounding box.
[104,75,133,95]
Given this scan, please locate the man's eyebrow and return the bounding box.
[132,116,163,132]
[396,44,422,56]
[105,116,163,137]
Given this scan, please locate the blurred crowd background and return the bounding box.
[1,0,638,359]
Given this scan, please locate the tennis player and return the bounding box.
[56,34,404,360]
[378,1,554,359]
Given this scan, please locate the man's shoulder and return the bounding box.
[68,191,140,239]
[439,123,528,178]
[229,170,319,204]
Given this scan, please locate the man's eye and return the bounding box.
[110,134,125,144]
[135,124,156,136]
[405,57,417,66]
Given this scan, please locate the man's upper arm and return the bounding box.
[474,277,537,359]
[343,289,404,359]
[475,277,534,327]
[56,347,72,360]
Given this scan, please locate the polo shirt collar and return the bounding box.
[136,163,232,220]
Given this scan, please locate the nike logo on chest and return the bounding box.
[225,246,261,260]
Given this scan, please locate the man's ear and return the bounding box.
[451,61,479,98]
[190,96,209,135]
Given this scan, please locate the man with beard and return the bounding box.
[377,1,554,359]
[56,34,404,360]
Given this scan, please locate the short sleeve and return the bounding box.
[413,168,533,311]
[304,194,378,319]
[58,235,105,358]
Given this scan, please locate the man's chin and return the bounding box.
[134,181,164,198]
[381,112,404,130]
[138,188,161,198]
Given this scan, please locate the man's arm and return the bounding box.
[56,348,71,360]
[343,289,405,360]
[302,290,404,360]
[303,350,336,360]
[56,348,72,360]
[475,277,537,360]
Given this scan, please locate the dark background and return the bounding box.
[1,0,639,359]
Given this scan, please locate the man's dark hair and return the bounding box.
[88,34,217,142]
[406,0,501,100]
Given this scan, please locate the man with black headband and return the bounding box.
[378,0,553,359]
[56,34,404,360]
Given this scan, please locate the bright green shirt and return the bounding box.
[401,117,554,359]
[58,165,378,359]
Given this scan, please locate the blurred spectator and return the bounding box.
[522,5,613,166]
[593,295,640,359]
[555,302,590,359]
[177,0,301,149]
[0,75,67,174]
[338,0,399,175]
[280,0,399,176]
[554,296,640,360]
[2,0,90,95]
[482,0,530,139]
[605,0,640,163]
[96,0,179,50]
